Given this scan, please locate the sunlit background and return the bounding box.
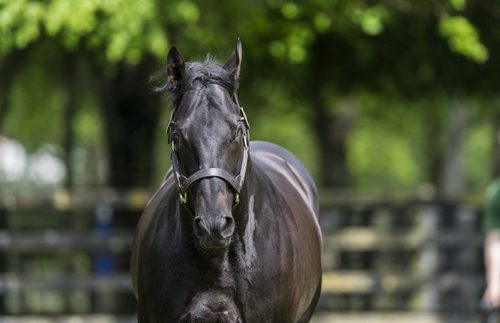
[0,0,499,322]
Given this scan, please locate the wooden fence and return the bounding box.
[0,190,488,322]
[319,194,485,322]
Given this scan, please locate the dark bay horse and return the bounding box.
[131,40,322,323]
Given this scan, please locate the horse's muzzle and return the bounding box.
[194,215,234,250]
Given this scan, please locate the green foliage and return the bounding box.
[0,0,489,68]
[348,94,425,192]
[4,46,65,150]
[0,0,170,63]
[350,5,390,36]
[281,2,301,20]
[265,1,393,64]
[248,81,319,177]
[0,0,42,53]
[313,13,332,32]
[74,98,102,148]
[349,121,423,192]
[439,15,489,63]
[465,123,493,192]
[0,0,498,193]
[449,0,467,11]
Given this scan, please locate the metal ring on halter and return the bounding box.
[234,193,240,206]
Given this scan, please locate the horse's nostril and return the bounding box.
[194,217,210,238]
[194,215,234,244]
[220,216,235,239]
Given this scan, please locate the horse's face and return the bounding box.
[166,42,247,251]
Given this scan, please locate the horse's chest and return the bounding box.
[142,246,233,293]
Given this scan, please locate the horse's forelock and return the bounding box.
[153,57,238,109]
[181,60,237,93]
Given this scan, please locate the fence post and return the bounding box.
[0,205,6,313]
[455,204,480,322]
[93,200,116,312]
[417,203,440,311]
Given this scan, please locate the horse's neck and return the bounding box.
[206,252,237,290]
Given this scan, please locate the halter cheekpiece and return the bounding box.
[166,87,250,211]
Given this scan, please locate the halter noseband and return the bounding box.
[166,91,250,210]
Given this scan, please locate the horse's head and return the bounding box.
[164,40,249,251]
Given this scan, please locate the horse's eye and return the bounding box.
[171,128,186,150]
[172,129,181,142]
[231,125,243,143]
[172,128,186,143]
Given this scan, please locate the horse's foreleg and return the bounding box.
[179,291,242,323]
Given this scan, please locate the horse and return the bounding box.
[131,39,322,323]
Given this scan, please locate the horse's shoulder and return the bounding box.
[250,141,318,211]
[131,169,176,294]
[137,169,176,229]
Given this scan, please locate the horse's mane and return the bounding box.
[152,56,238,107]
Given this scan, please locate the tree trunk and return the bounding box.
[438,100,468,196]
[422,104,445,193]
[492,109,500,178]
[93,57,162,312]
[310,93,351,189]
[0,89,8,133]
[0,50,29,132]
[97,59,162,189]
[308,39,350,190]
[62,54,79,189]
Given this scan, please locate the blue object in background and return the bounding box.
[94,202,115,276]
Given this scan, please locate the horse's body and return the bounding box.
[131,41,322,323]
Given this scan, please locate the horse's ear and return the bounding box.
[167,46,185,87]
[224,38,242,80]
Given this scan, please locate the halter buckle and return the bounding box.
[243,135,249,149]
[239,106,250,129]
[234,193,240,206]
[179,192,187,205]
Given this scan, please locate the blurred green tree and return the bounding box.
[0,0,498,192]
[1,0,174,188]
[240,0,499,192]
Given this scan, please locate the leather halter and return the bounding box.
[166,90,250,210]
